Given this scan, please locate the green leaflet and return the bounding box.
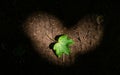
[53,35,74,58]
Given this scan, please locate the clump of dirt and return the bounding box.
[23,12,103,66]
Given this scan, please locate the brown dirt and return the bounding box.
[23,12,104,66]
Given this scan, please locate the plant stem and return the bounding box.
[62,54,65,63]
[46,33,55,42]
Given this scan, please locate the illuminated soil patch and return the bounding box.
[23,12,103,66]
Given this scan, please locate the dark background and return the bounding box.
[0,0,120,75]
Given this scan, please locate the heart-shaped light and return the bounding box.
[23,12,103,66]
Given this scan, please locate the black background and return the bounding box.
[0,0,120,75]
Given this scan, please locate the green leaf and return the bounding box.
[53,35,74,58]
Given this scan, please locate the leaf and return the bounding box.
[53,35,74,58]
